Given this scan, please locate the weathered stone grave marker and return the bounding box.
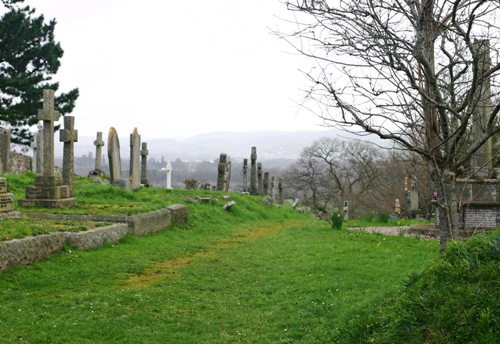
[140,142,151,187]
[250,147,257,195]
[165,161,172,189]
[242,158,248,192]
[91,131,104,175]
[129,128,141,191]
[217,153,227,191]
[0,128,11,174]
[0,178,14,215]
[18,89,76,208]
[257,163,263,195]
[278,177,284,205]
[59,116,78,197]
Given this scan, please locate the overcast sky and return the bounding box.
[22,0,327,140]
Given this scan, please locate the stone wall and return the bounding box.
[0,204,188,272]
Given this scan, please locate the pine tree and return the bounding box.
[0,2,79,146]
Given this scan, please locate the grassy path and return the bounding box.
[0,219,438,343]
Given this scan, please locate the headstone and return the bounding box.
[471,39,493,177]
[224,160,232,192]
[34,131,43,174]
[0,178,14,213]
[0,128,11,174]
[30,134,39,173]
[93,131,105,173]
[242,159,248,192]
[271,176,276,201]
[257,163,263,195]
[263,172,269,195]
[343,200,349,221]
[140,142,151,187]
[107,127,122,184]
[278,177,284,205]
[129,128,141,191]
[18,89,76,208]
[217,153,227,191]
[59,116,78,197]
[250,147,257,195]
[394,198,401,215]
[165,161,172,189]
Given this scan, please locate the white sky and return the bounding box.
[22,0,326,140]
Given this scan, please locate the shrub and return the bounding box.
[183,178,199,190]
[377,212,390,223]
[331,211,344,230]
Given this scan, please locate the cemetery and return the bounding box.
[1,0,500,341]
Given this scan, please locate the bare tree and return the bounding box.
[280,0,500,252]
[285,137,404,218]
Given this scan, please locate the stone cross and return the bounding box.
[129,128,141,191]
[59,116,78,196]
[257,163,263,195]
[278,177,284,205]
[0,129,11,174]
[30,134,38,173]
[250,147,257,195]
[217,153,227,191]
[107,127,122,183]
[263,172,269,195]
[140,142,150,186]
[271,176,276,201]
[165,160,172,189]
[242,158,248,192]
[343,201,349,221]
[93,132,104,172]
[224,160,232,192]
[38,89,59,177]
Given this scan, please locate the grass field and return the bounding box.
[2,173,497,343]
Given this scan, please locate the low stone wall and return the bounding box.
[0,204,188,273]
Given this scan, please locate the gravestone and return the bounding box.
[129,128,141,191]
[343,200,349,221]
[0,128,11,174]
[217,153,227,191]
[107,127,122,183]
[30,134,39,173]
[59,116,78,197]
[165,161,172,189]
[140,142,151,187]
[257,163,263,195]
[0,178,14,214]
[271,176,276,201]
[278,177,283,205]
[263,172,269,195]
[224,160,232,192]
[242,159,248,192]
[18,89,76,208]
[34,131,43,174]
[250,147,257,195]
[92,131,104,173]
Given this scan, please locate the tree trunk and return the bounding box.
[438,171,459,253]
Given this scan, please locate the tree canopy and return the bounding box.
[0,1,79,145]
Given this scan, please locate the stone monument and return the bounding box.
[107,127,131,189]
[242,159,248,193]
[18,89,76,208]
[224,160,232,192]
[140,142,151,187]
[217,153,227,191]
[278,177,284,205]
[0,177,14,215]
[257,163,263,195]
[59,116,78,197]
[129,128,141,191]
[165,161,172,189]
[90,131,104,175]
[0,128,11,174]
[250,147,257,195]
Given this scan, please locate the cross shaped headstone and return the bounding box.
[93,132,104,171]
[140,142,150,186]
[38,90,59,177]
[59,116,78,194]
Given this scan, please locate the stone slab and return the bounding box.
[0,193,14,212]
[127,207,172,236]
[167,204,188,224]
[18,197,76,209]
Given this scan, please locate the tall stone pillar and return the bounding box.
[250,147,257,195]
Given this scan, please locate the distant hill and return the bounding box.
[62,129,386,164]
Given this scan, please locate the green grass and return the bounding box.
[341,231,500,343]
[2,172,496,343]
